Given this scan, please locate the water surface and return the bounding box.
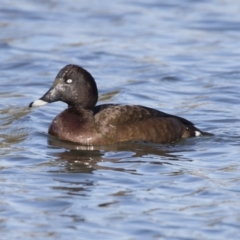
[1,0,240,239]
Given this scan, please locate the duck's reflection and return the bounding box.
[48,136,194,173]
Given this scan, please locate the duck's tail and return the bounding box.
[189,126,213,138]
[183,125,213,138]
[197,130,214,137]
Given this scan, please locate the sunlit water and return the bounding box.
[1,0,240,239]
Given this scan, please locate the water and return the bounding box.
[1,0,240,239]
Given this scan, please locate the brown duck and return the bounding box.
[29,64,211,145]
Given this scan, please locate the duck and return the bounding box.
[29,64,211,145]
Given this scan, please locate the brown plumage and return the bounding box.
[29,64,211,145]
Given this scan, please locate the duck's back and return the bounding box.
[94,104,200,144]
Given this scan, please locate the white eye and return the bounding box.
[66,79,72,84]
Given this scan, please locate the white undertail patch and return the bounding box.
[195,131,201,137]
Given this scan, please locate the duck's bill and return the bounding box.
[29,83,60,108]
[29,99,48,108]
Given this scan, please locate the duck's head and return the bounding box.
[29,64,98,109]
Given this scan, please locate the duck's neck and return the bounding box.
[68,105,94,120]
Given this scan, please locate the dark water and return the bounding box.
[1,0,240,239]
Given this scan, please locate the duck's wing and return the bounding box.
[94,104,194,127]
[139,105,212,136]
[95,104,212,137]
[93,104,212,143]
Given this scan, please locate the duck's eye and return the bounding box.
[65,79,73,84]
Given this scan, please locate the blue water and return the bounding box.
[1,0,240,239]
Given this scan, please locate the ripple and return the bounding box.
[1,0,240,239]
